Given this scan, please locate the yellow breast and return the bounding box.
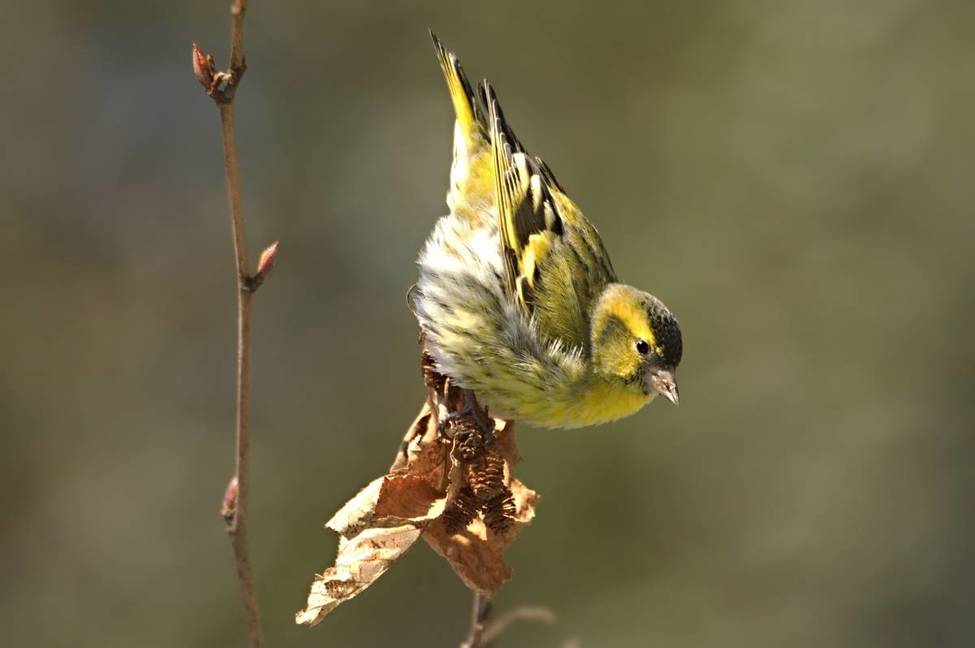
[501,374,651,429]
[564,379,651,427]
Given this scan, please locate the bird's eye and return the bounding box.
[636,339,650,355]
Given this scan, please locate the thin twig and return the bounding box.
[460,592,492,648]
[192,2,274,647]
[461,593,556,647]
[480,606,557,645]
[228,0,247,72]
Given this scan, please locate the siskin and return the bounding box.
[410,34,682,429]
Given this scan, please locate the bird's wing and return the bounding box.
[485,82,617,350]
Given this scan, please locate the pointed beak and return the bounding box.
[650,369,679,406]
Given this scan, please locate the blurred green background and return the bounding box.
[2,1,973,646]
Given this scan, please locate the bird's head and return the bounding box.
[590,283,682,406]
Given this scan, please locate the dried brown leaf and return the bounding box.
[422,423,538,596]
[323,476,385,538]
[372,473,445,521]
[389,403,445,476]
[295,524,425,626]
[298,361,539,627]
[325,473,445,539]
[297,470,447,625]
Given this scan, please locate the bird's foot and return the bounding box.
[438,389,495,450]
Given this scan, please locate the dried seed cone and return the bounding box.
[443,486,479,534]
[469,451,506,501]
[482,489,517,534]
[453,426,486,460]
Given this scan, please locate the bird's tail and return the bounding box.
[429,31,498,218]
[430,31,486,147]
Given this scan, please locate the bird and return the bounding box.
[409,33,682,429]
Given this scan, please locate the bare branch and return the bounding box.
[481,605,556,645]
[192,1,268,646]
[460,593,556,647]
[460,593,493,648]
[229,0,247,71]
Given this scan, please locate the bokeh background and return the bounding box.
[2,1,973,646]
